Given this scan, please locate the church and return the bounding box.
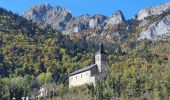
[69,43,109,88]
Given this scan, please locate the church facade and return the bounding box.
[69,43,109,88]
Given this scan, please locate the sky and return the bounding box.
[0,0,170,19]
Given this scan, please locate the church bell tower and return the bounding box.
[95,43,109,74]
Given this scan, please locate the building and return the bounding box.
[38,86,48,98]
[69,43,109,88]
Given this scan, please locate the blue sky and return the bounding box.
[0,0,169,19]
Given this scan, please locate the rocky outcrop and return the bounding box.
[90,14,107,28]
[62,14,107,34]
[21,3,72,31]
[21,2,170,41]
[63,14,93,34]
[21,3,125,35]
[136,2,170,20]
[21,3,51,23]
[138,15,170,40]
[106,10,125,25]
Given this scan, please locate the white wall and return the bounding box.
[95,54,102,72]
[69,52,109,88]
[69,70,96,88]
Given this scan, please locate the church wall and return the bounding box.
[69,70,96,88]
[95,54,102,72]
[69,43,108,88]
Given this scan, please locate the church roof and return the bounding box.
[69,64,97,76]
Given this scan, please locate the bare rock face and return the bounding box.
[45,6,72,30]
[63,14,93,34]
[22,3,108,34]
[89,19,97,29]
[22,3,126,35]
[138,15,170,40]
[106,10,125,26]
[21,2,170,40]
[21,3,52,23]
[60,14,107,34]
[21,3,72,31]
[136,2,170,20]
[89,14,107,28]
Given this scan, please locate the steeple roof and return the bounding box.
[97,43,106,54]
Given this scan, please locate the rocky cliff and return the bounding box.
[22,2,170,41]
[138,15,170,40]
[136,2,170,20]
[22,3,72,31]
[22,3,125,35]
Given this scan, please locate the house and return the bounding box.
[69,43,109,88]
[38,86,48,97]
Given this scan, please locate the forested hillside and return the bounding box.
[0,6,170,100]
[0,7,97,99]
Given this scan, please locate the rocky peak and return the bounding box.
[21,2,170,40]
[22,3,127,35]
[136,2,170,20]
[21,3,72,30]
[33,3,52,11]
[106,10,125,25]
[21,3,51,22]
[54,6,71,13]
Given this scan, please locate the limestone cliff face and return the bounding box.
[63,14,107,34]
[22,3,125,35]
[138,15,170,40]
[22,2,170,41]
[22,3,72,31]
[136,2,170,20]
[21,3,52,23]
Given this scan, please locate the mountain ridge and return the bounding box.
[21,2,170,40]
[21,3,126,35]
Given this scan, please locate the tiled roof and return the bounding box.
[69,64,97,76]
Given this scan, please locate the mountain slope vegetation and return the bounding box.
[0,4,170,100]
